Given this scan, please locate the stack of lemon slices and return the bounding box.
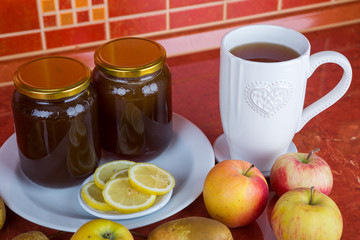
[81,160,175,214]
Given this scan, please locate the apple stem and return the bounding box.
[244,164,255,176]
[309,186,315,205]
[305,148,320,162]
[103,233,113,239]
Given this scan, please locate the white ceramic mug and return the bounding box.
[218,25,352,172]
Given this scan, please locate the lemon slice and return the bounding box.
[128,163,175,195]
[74,118,87,136]
[110,169,129,180]
[129,106,144,135]
[125,103,144,135]
[94,160,135,189]
[69,125,81,147]
[102,178,156,214]
[81,181,113,211]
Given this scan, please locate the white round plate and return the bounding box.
[213,133,297,176]
[0,113,215,232]
[78,175,173,220]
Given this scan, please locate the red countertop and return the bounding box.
[0,23,359,239]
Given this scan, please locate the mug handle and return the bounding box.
[296,51,352,132]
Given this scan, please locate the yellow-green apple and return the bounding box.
[0,196,5,231]
[271,187,343,240]
[71,219,134,240]
[270,148,333,197]
[203,160,268,227]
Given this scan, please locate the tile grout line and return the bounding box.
[166,0,170,31]
[301,18,360,33]
[0,29,42,38]
[36,0,47,51]
[55,0,61,28]
[104,0,110,40]
[169,1,223,12]
[88,0,94,24]
[0,82,14,88]
[223,0,228,21]
[72,0,77,25]
[277,0,355,13]
[278,0,283,11]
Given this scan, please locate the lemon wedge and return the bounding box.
[128,163,175,195]
[81,181,113,211]
[94,160,135,189]
[102,178,156,214]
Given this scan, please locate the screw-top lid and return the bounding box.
[94,37,166,78]
[13,57,91,100]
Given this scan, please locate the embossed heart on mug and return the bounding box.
[245,81,292,117]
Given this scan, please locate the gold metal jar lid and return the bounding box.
[13,56,91,100]
[94,37,166,78]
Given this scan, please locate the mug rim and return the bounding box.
[221,24,310,64]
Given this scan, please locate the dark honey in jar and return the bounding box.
[93,38,172,160]
[11,57,101,187]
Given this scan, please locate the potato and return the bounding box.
[148,216,233,240]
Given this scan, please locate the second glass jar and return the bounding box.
[93,37,172,161]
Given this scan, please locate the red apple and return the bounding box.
[271,187,343,240]
[203,160,268,227]
[270,148,333,197]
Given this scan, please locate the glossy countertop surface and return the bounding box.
[0,23,359,239]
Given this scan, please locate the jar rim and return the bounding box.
[94,37,166,78]
[13,56,91,100]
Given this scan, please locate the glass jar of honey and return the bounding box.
[11,57,101,188]
[93,37,172,161]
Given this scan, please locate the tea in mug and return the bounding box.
[230,42,300,62]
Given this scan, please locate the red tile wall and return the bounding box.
[0,0,39,34]
[45,24,106,49]
[108,0,166,17]
[43,15,57,28]
[77,11,90,23]
[227,0,278,19]
[59,0,72,10]
[110,14,167,38]
[92,0,104,4]
[0,33,42,56]
[0,0,359,59]
[170,4,223,29]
